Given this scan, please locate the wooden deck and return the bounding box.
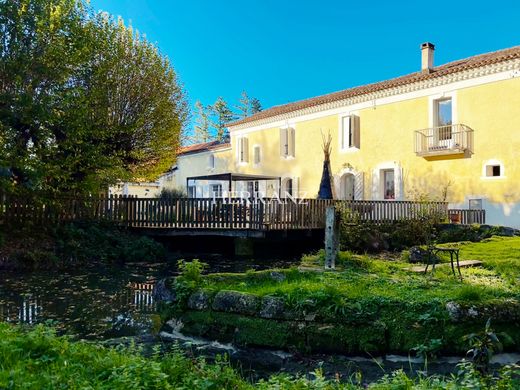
[0,193,454,231]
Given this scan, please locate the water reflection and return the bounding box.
[127,282,156,313]
[1,295,42,324]
[0,264,170,338]
[0,256,296,338]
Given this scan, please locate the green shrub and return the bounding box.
[0,222,166,269]
[159,188,186,199]
[55,222,165,264]
[2,323,516,389]
[339,218,437,252]
[177,259,207,284]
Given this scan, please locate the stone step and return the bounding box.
[405,260,483,273]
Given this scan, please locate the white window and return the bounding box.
[340,115,360,150]
[434,98,453,141]
[188,186,196,198]
[382,169,395,200]
[253,145,261,165]
[211,184,222,198]
[482,160,505,178]
[208,154,215,169]
[237,137,249,163]
[280,127,295,158]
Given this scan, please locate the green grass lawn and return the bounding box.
[1,323,518,389]
[163,236,520,356]
[201,236,520,305]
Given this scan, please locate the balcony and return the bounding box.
[414,124,474,158]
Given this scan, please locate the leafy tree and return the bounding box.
[0,0,188,195]
[236,91,250,119]
[250,97,262,114]
[193,100,212,143]
[211,96,234,141]
[236,91,262,118]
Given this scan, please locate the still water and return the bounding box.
[1,257,517,382]
[0,257,294,338]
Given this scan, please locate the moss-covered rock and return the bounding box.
[187,289,212,310]
[259,296,285,319]
[446,299,520,322]
[212,290,260,316]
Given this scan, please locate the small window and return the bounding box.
[486,165,501,177]
[253,146,261,165]
[340,115,360,150]
[208,154,215,169]
[211,184,222,198]
[483,160,504,178]
[280,127,295,158]
[469,199,483,210]
[188,186,196,198]
[382,169,395,200]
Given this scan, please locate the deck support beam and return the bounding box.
[234,237,254,256]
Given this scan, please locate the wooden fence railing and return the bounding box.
[0,193,459,230]
[448,209,486,225]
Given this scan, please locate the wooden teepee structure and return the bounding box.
[318,131,335,199]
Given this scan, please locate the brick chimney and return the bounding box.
[421,42,435,73]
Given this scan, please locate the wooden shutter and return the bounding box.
[289,127,295,157]
[242,137,249,163]
[395,165,403,200]
[371,170,379,200]
[280,128,287,157]
[292,176,299,198]
[354,172,364,200]
[351,115,360,149]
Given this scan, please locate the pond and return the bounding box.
[1,256,517,383]
[0,256,294,339]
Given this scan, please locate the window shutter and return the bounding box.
[395,166,403,200]
[280,128,287,157]
[354,172,364,200]
[289,127,295,157]
[292,176,299,198]
[243,137,249,163]
[352,115,360,149]
[371,170,379,200]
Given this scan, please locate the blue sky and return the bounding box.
[90,0,520,118]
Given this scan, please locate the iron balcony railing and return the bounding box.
[414,124,474,157]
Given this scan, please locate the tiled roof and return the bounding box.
[178,140,231,156]
[228,45,520,127]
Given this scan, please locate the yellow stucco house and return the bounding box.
[160,140,233,197]
[222,43,520,228]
